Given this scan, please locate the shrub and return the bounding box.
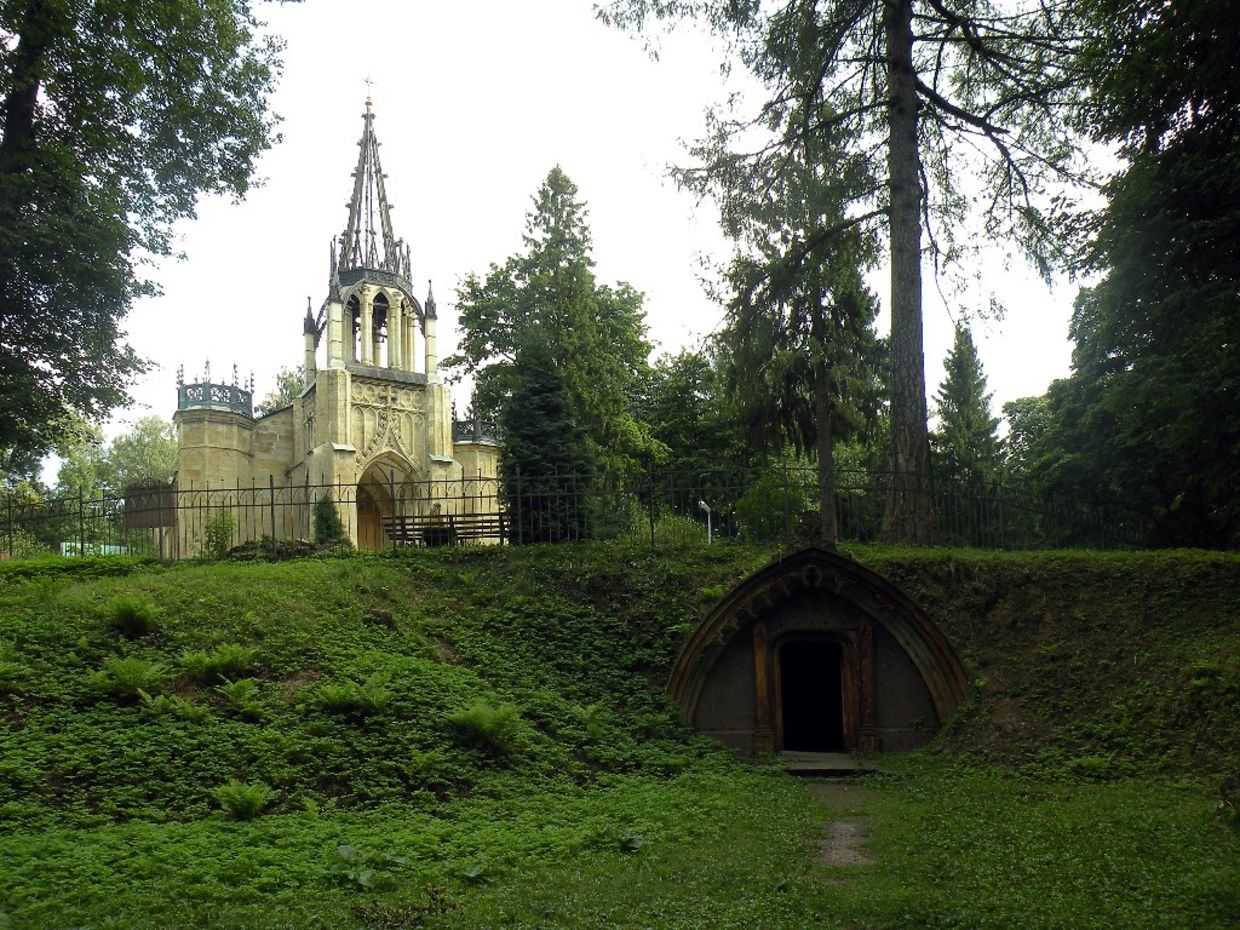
[179,644,257,683]
[311,672,393,717]
[90,656,167,702]
[213,779,273,820]
[202,509,236,560]
[138,691,211,723]
[313,494,348,546]
[104,596,157,639]
[735,471,811,542]
[217,677,263,721]
[448,699,526,755]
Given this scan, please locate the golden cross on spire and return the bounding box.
[363,75,375,107]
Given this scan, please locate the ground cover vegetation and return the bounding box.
[0,543,1236,928]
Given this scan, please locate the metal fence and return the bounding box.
[0,466,1143,562]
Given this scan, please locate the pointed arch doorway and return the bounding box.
[355,455,418,551]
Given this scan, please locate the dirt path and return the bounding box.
[806,781,877,873]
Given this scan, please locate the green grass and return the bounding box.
[0,541,1236,928]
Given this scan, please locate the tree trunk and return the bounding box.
[812,308,838,548]
[0,0,59,230]
[882,0,935,544]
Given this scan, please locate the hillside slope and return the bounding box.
[1,544,1237,928]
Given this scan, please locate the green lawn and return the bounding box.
[2,758,1235,929]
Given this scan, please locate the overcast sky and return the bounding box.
[114,0,1080,440]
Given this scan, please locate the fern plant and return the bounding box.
[213,780,273,820]
[90,656,167,703]
[179,644,257,683]
[448,699,526,755]
[216,677,263,721]
[104,596,157,639]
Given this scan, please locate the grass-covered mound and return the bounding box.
[0,543,1237,929]
[872,548,1240,778]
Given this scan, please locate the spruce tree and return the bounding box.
[499,341,594,544]
[931,325,1000,487]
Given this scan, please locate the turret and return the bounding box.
[425,280,438,381]
[303,298,317,384]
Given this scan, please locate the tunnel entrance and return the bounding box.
[779,639,846,752]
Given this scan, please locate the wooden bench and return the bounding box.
[381,512,508,546]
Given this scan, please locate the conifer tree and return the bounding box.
[498,340,594,544]
[931,325,1000,487]
[447,167,654,473]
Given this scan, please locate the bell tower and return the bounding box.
[318,94,437,379]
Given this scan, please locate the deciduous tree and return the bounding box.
[0,0,289,458]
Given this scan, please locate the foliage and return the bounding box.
[931,325,1001,486]
[499,341,595,544]
[313,493,348,546]
[639,348,746,475]
[179,643,257,683]
[0,545,1237,928]
[104,595,158,639]
[217,677,264,721]
[138,691,211,724]
[310,672,394,717]
[89,655,167,702]
[0,0,286,459]
[328,844,408,892]
[446,167,656,472]
[602,0,1084,544]
[255,365,307,417]
[447,699,527,756]
[213,779,274,821]
[734,471,811,543]
[203,509,236,560]
[56,416,177,499]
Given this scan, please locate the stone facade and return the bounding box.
[172,101,499,554]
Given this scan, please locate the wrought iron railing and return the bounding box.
[0,466,1146,563]
[452,417,502,444]
[177,382,254,417]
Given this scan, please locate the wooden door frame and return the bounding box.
[753,621,880,753]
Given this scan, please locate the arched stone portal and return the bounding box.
[668,547,968,755]
[355,454,418,551]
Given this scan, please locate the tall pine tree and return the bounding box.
[931,325,1000,488]
[498,340,594,544]
[446,167,654,474]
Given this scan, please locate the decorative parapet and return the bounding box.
[177,382,253,417]
[453,417,501,445]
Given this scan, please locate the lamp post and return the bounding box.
[698,500,712,545]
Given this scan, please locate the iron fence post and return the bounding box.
[78,490,85,558]
[269,475,277,558]
[6,494,12,559]
[782,460,790,546]
[515,466,524,545]
[647,458,656,549]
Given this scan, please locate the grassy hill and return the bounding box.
[1,543,1237,929]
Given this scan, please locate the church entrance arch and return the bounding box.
[355,454,419,551]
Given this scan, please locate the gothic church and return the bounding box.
[173,100,498,552]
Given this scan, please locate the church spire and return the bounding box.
[333,96,411,284]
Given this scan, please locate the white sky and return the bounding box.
[113,0,1078,440]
